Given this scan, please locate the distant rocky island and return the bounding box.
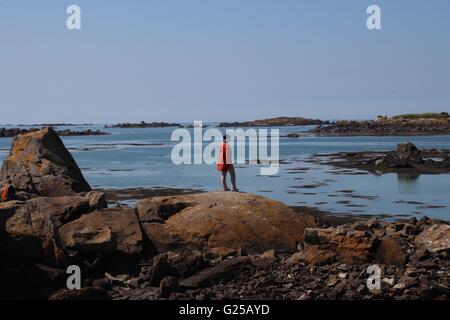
[317,141,450,175]
[19,123,93,127]
[310,113,450,136]
[218,117,330,127]
[106,121,180,128]
[0,127,109,137]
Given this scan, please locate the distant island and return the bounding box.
[106,121,180,128]
[392,112,450,120]
[218,117,330,127]
[310,113,450,136]
[0,127,109,137]
[12,123,94,127]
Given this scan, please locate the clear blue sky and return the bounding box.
[0,0,449,124]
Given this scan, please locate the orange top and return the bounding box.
[217,142,232,171]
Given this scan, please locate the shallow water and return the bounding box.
[0,124,449,220]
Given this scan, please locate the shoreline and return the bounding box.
[309,118,450,136]
[97,187,449,223]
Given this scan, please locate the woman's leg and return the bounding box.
[229,165,238,191]
[221,171,229,191]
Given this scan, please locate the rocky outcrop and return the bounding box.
[137,192,309,255]
[59,208,144,259]
[415,224,450,253]
[297,219,422,266]
[2,193,107,265]
[56,129,109,136]
[310,118,450,136]
[300,227,375,265]
[0,127,109,137]
[376,142,424,169]
[106,121,180,128]
[219,117,329,127]
[317,142,450,174]
[0,128,91,196]
[109,218,449,300]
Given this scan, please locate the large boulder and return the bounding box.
[415,224,450,253]
[0,128,91,196]
[300,227,375,265]
[58,208,144,258]
[137,192,309,254]
[2,193,107,265]
[375,142,424,169]
[396,142,423,164]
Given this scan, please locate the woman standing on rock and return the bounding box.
[217,135,238,192]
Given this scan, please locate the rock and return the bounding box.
[60,227,116,254]
[167,250,207,278]
[127,277,141,289]
[205,247,245,259]
[383,277,395,286]
[0,127,109,138]
[286,132,300,138]
[397,142,418,154]
[3,194,104,265]
[284,252,303,265]
[374,158,384,167]
[309,118,450,136]
[300,227,375,265]
[0,128,91,196]
[179,256,251,288]
[0,201,21,239]
[159,276,179,298]
[374,237,407,265]
[0,264,66,299]
[219,117,328,128]
[137,192,308,255]
[415,224,450,253]
[139,222,185,254]
[48,287,111,300]
[92,278,112,290]
[59,208,144,262]
[396,142,423,165]
[14,191,37,201]
[104,272,128,284]
[260,249,277,260]
[84,191,108,210]
[150,254,170,287]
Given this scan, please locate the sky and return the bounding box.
[0,0,449,124]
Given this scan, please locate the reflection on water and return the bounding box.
[397,172,421,195]
[397,172,420,181]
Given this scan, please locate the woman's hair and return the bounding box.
[223,135,227,141]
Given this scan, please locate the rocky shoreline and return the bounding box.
[218,117,329,127]
[0,127,109,137]
[106,121,180,128]
[0,129,449,300]
[316,142,450,175]
[309,118,450,136]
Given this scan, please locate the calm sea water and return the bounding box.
[1,124,449,220]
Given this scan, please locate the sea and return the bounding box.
[1,124,449,220]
